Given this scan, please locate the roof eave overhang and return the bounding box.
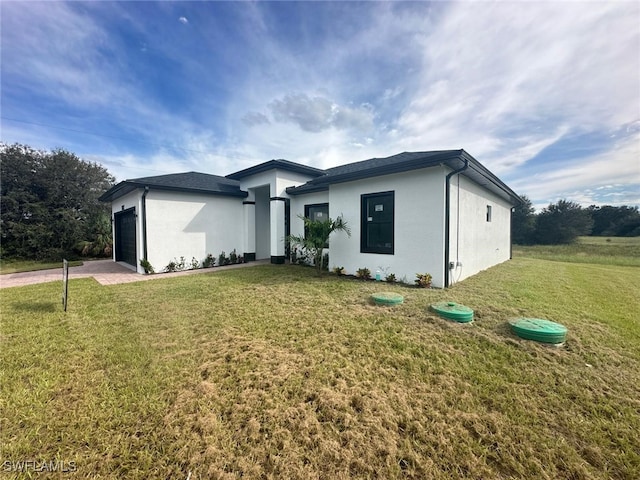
[288,151,463,193]
[286,184,329,196]
[99,181,248,203]
[227,160,326,180]
[287,150,521,206]
[456,152,522,206]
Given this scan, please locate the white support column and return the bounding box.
[270,197,286,263]
[243,199,256,262]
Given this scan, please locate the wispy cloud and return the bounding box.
[508,132,640,208]
[392,2,639,172]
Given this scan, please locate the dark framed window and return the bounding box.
[361,191,394,254]
[486,205,492,222]
[305,203,329,223]
[304,203,329,247]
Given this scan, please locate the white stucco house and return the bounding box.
[99,150,521,287]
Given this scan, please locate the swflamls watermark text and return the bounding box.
[2,460,77,473]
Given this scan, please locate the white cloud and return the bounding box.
[178,16,188,24]
[268,93,374,133]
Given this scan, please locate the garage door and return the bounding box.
[114,208,137,267]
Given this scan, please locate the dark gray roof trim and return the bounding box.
[286,150,521,206]
[226,159,326,180]
[99,171,247,203]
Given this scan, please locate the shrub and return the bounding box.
[333,266,345,275]
[296,249,311,265]
[415,273,432,288]
[139,258,154,274]
[229,249,238,264]
[356,267,371,280]
[202,254,215,268]
[190,257,200,269]
[385,273,396,283]
[164,256,187,273]
[218,251,230,266]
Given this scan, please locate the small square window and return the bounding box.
[486,205,492,222]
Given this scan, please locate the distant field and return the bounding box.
[513,235,640,267]
[1,243,639,479]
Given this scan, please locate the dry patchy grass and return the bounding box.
[1,257,639,479]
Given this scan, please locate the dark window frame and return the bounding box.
[486,205,492,222]
[304,203,330,247]
[361,191,394,254]
[304,203,329,222]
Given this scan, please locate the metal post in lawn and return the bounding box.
[62,259,69,312]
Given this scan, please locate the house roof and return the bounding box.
[99,150,520,206]
[98,171,247,203]
[226,159,326,180]
[286,150,522,205]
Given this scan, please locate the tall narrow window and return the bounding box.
[361,191,394,254]
[486,205,492,222]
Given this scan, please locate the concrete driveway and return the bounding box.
[0,259,267,289]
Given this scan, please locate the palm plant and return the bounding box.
[75,212,113,257]
[288,215,350,275]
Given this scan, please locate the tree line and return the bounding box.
[1,143,115,261]
[512,195,640,245]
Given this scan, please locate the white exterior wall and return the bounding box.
[448,174,512,284]
[110,189,143,272]
[326,167,448,287]
[238,171,277,195]
[145,190,243,272]
[275,170,320,196]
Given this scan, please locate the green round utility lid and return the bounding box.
[510,318,568,344]
[371,292,404,306]
[430,301,474,323]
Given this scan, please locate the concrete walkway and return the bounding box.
[0,259,270,289]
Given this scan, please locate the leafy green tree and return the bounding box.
[1,143,115,260]
[512,194,536,244]
[288,215,350,275]
[588,205,640,236]
[535,199,593,244]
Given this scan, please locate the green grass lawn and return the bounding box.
[513,235,640,267]
[0,259,83,275]
[1,246,639,478]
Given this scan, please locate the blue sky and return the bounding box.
[2,1,639,210]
